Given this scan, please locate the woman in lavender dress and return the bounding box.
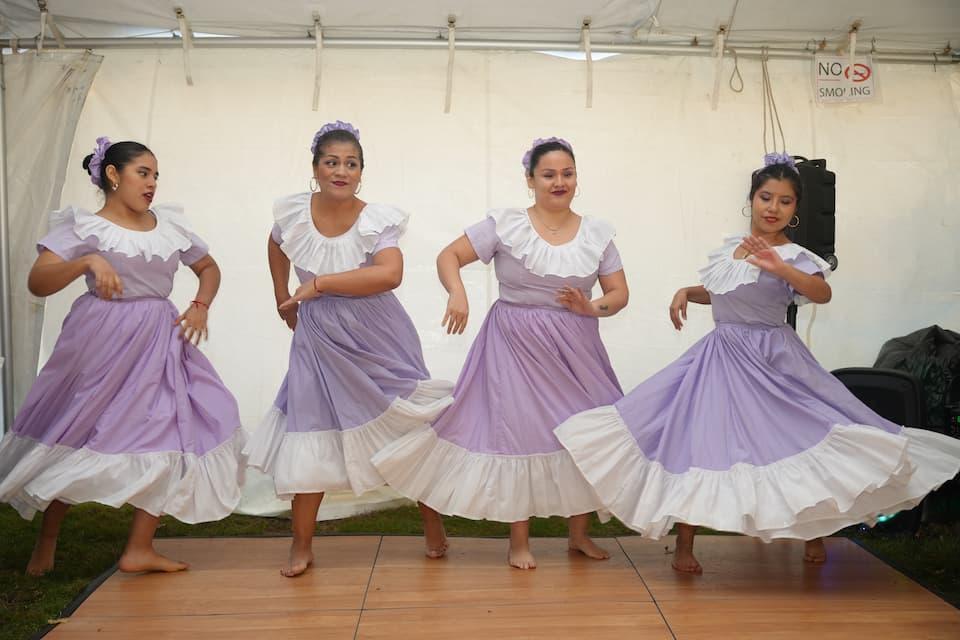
[373,138,630,570]
[243,122,454,577]
[0,138,244,576]
[555,155,960,573]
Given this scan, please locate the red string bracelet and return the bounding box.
[191,299,209,310]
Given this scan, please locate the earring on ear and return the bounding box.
[309,177,319,192]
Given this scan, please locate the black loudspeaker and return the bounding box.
[786,157,838,271]
[831,367,928,428]
[831,367,928,533]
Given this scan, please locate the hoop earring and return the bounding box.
[527,188,534,199]
[355,182,362,195]
[111,183,119,192]
[575,186,581,198]
[788,215,800,228]
[309,177,319,192]
[741,204,751,218]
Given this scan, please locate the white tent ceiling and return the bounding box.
[2,0,958,58]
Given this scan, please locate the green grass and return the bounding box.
[849,523,960,606]
[1,503,957,640]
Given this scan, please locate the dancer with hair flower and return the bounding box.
[0,137,244,576]
[555,153,960,573]
[243,121,454,577]
[373,137,629,570]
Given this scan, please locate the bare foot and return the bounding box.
[281,545,314,577]
[118,549,189,573]
[422,510,449,559]
[425,538,449,559]
[508,547,537,570]
[569,536,610,560]
[804,539,827,564]
[26,536,57,577]
[671,548,703,574]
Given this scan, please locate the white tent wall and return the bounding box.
[38,47,960,515]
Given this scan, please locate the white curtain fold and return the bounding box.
[2,51,102,420]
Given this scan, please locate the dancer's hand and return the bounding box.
[556,286,595,317]
[86,255,123,300]
[176,303,208,345]
[742,236,785,274]
[669,288,689,330]
[278,302,298,331]
[442,291,469,334]
[279,278,322,311]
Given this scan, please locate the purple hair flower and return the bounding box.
[522,136,574,171]
[311,120,361,155]
[88,136,112,187]
[762,151,799,173]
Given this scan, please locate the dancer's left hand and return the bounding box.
[279,278,322,311]
[556,286,596,317]
[176,304,208,345]
[742,236,785,274]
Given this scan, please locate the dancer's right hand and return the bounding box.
[86,255,123,300]
[669,288,688,331]
[442,292,469,335]
[278,302,298,331]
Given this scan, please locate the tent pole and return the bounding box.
[0,37,956,65]
[0,53,14,431]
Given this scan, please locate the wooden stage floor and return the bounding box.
[44,535,959,639]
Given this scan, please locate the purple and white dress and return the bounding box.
[372,208,625,522]
[0,205,245,523]
[242,193,454,498]
[555,234,960,541]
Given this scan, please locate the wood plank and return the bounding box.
[374,535,625,568]
[659,599,960,639]
[365,537,652,609]
[152,536,380,570]
[72,537,379,617]
[356,602,672,639]
[619,535,943,604]
[47,610,360,639]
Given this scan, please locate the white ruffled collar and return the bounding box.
[489,208,616,278]
[49,203,195,261]
[273,193,409,275]
[699,233,833,296]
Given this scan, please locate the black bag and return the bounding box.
[874,325,960,433]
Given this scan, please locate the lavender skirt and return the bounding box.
[556,322,960,540]
[373,300,623,522]
[243,292,454,498]
[0,293,245,523]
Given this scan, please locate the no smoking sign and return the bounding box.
[814,55,878,103]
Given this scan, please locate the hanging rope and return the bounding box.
[444,16,456,114]
[805,304,818,349]
[582,18,593,109]
[760,48,786,154]
[311,14,323,112]
[728,48,744,92]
